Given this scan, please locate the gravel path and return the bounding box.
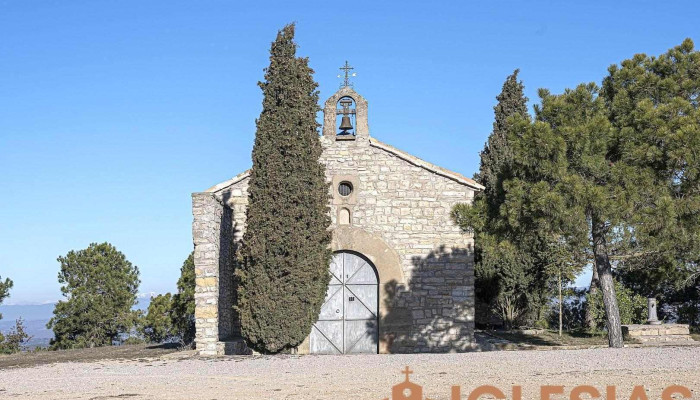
[1,347,699,399]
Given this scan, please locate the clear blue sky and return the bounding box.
[1,1,697,304]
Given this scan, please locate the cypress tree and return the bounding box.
[453,70,552,328]
[476,69,529,209]
[235,24,332,353]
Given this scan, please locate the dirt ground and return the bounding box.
[0,344,179,369]
[1,346,699,400]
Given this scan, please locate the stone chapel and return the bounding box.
[192,82,483,355]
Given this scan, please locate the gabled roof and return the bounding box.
[203,137,484,193]
[205,169,251,193]
[368,138,484,190]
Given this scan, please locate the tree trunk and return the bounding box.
[585,264,600,330]
[558,270,563,337]
[591,215,624,348]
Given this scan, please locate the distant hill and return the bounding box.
[0,303,54,321]
[0,297,153,349]
[0,303,54,348]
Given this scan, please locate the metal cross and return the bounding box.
[402,366,413,381]
[338,61,356,88]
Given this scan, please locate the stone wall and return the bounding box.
[320,136,476,352]
[191,192,235,356]
[202,136,477,353]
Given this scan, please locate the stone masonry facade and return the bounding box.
[192,87,483,355]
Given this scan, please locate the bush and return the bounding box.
[587,280,648,330]
[139,294,176,343]
[548,288,587,331]
[0,318,32,354]
[138,253,195,346]
[676,301,700,326]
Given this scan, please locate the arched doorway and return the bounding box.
[309,251,378,354]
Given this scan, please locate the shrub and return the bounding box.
[587,280,648,330]
[139,294,176,343]
[0,318,32,354]
[171,252,195,346]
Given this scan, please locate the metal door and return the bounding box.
[309,252,378,354]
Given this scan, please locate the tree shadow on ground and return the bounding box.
[145,343,181,350]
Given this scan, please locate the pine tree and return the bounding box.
[0,276,14,348]
[235,24,332,353]
[601,39,700,309]
[456,40,700,347]
[531,83,628,347]
[47,242,140,349]
[0,275,12,321]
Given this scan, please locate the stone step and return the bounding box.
[622,323,697,346]
[640,340,700,347]
[634,334,694,342]
[622,323,690,336]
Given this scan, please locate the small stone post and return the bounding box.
[647,297,661,325]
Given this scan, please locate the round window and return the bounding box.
[338,181,353,197]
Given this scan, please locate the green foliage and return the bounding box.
[601,38,700,298]
[140,293,175,343]
[656,274,700,326]
[171,252,195,345]
[475,234,533,328]
[452,70,578,328]
[47,242,141,349]
[456,40,700,344]
[0,275,13,321]
[0,318,32,354]
[488,40,700,342]
[548,288,587,331]
[676,300,700,326]
[0,278,29,354]
[587,280,648,330]
[476,69,529,215]
[235,24,332,353]
[138,252,195,346]
[507,82,636,346]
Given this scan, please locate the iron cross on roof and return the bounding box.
[338,61,356,88]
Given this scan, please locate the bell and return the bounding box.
[339,115,353,132]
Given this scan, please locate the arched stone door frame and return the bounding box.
[331,227,405,354]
